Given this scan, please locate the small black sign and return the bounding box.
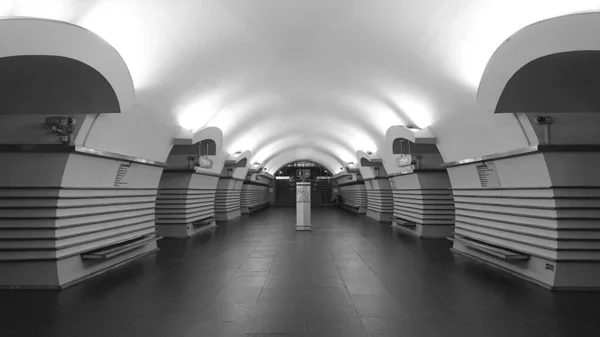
[545,263,555,272]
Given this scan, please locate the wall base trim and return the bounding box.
[0,246,159,290]
[156,221,216,239]
[366,209,393,223]
[391,221,452,239]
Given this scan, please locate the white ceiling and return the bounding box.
[3,0,600,173]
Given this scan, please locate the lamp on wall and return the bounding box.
[197,140,213,169]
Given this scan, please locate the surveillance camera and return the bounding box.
[533,116,554,125]
[67,117,76,125]
[533,116,546,125]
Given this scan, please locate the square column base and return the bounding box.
[295,225,312,231]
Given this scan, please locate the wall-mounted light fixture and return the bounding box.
[407,126,421,132]
[233,151,242,155]
[347,162,355,166]
[366,151,372,155]
[253,162,261,166]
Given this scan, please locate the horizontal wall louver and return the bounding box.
[339,184,367,213]
[0,187,158,261]
[241,183,269,211]
[364,178,394,221]
[389,172,455,238]
[452,187,600,261]
[215,178,244,220]
[156,189,216,224]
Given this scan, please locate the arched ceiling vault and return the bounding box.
[272,159,335,175]
[265,150,341,175]
[262,146,347,174]
[2,1,600,164]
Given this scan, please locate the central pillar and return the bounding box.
[296,182,311,231]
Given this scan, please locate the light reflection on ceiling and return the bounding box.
[2,0,600,172]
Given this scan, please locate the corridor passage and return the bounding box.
[1,208,598,337]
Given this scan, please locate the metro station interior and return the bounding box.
[1,1,600,336]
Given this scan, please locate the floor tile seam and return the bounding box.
[328,248,366,319]
[331,247,373,337]
[247,238,271,306]
[214,238,259,294]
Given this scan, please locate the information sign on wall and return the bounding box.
[114,162,137,187]
[476,161,500,188]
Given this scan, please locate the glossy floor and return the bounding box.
[1,208,598,337]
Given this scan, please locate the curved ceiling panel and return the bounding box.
[497,51,600,113]
[3,1,600,164]
[265,148,344,175]
[0,55,119,115]
[478,12,600,114]
[0,17,134,112]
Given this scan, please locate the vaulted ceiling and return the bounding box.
[2,0,600,173]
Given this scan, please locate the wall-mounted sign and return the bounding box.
[476,161,501,188]
[114,162,137,187]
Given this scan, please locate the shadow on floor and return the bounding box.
[1,208,598,337]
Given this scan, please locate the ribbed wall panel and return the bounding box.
[339,184,367,213]
[0,187,157,261]
[215,178,244,220]
[366,190,394,213]
[392,190,455,224]
[0,151,163,288]
[155,172,219,238]
[453,187,600,261]
[241,183,269,210]
[156,191,215,222]
[364,178,394,221]
[389,171,455,238]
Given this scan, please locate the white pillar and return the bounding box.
[295,182,311,231]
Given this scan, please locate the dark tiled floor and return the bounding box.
[1,207,599,337]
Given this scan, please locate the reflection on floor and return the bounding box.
[1,207,599,337]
